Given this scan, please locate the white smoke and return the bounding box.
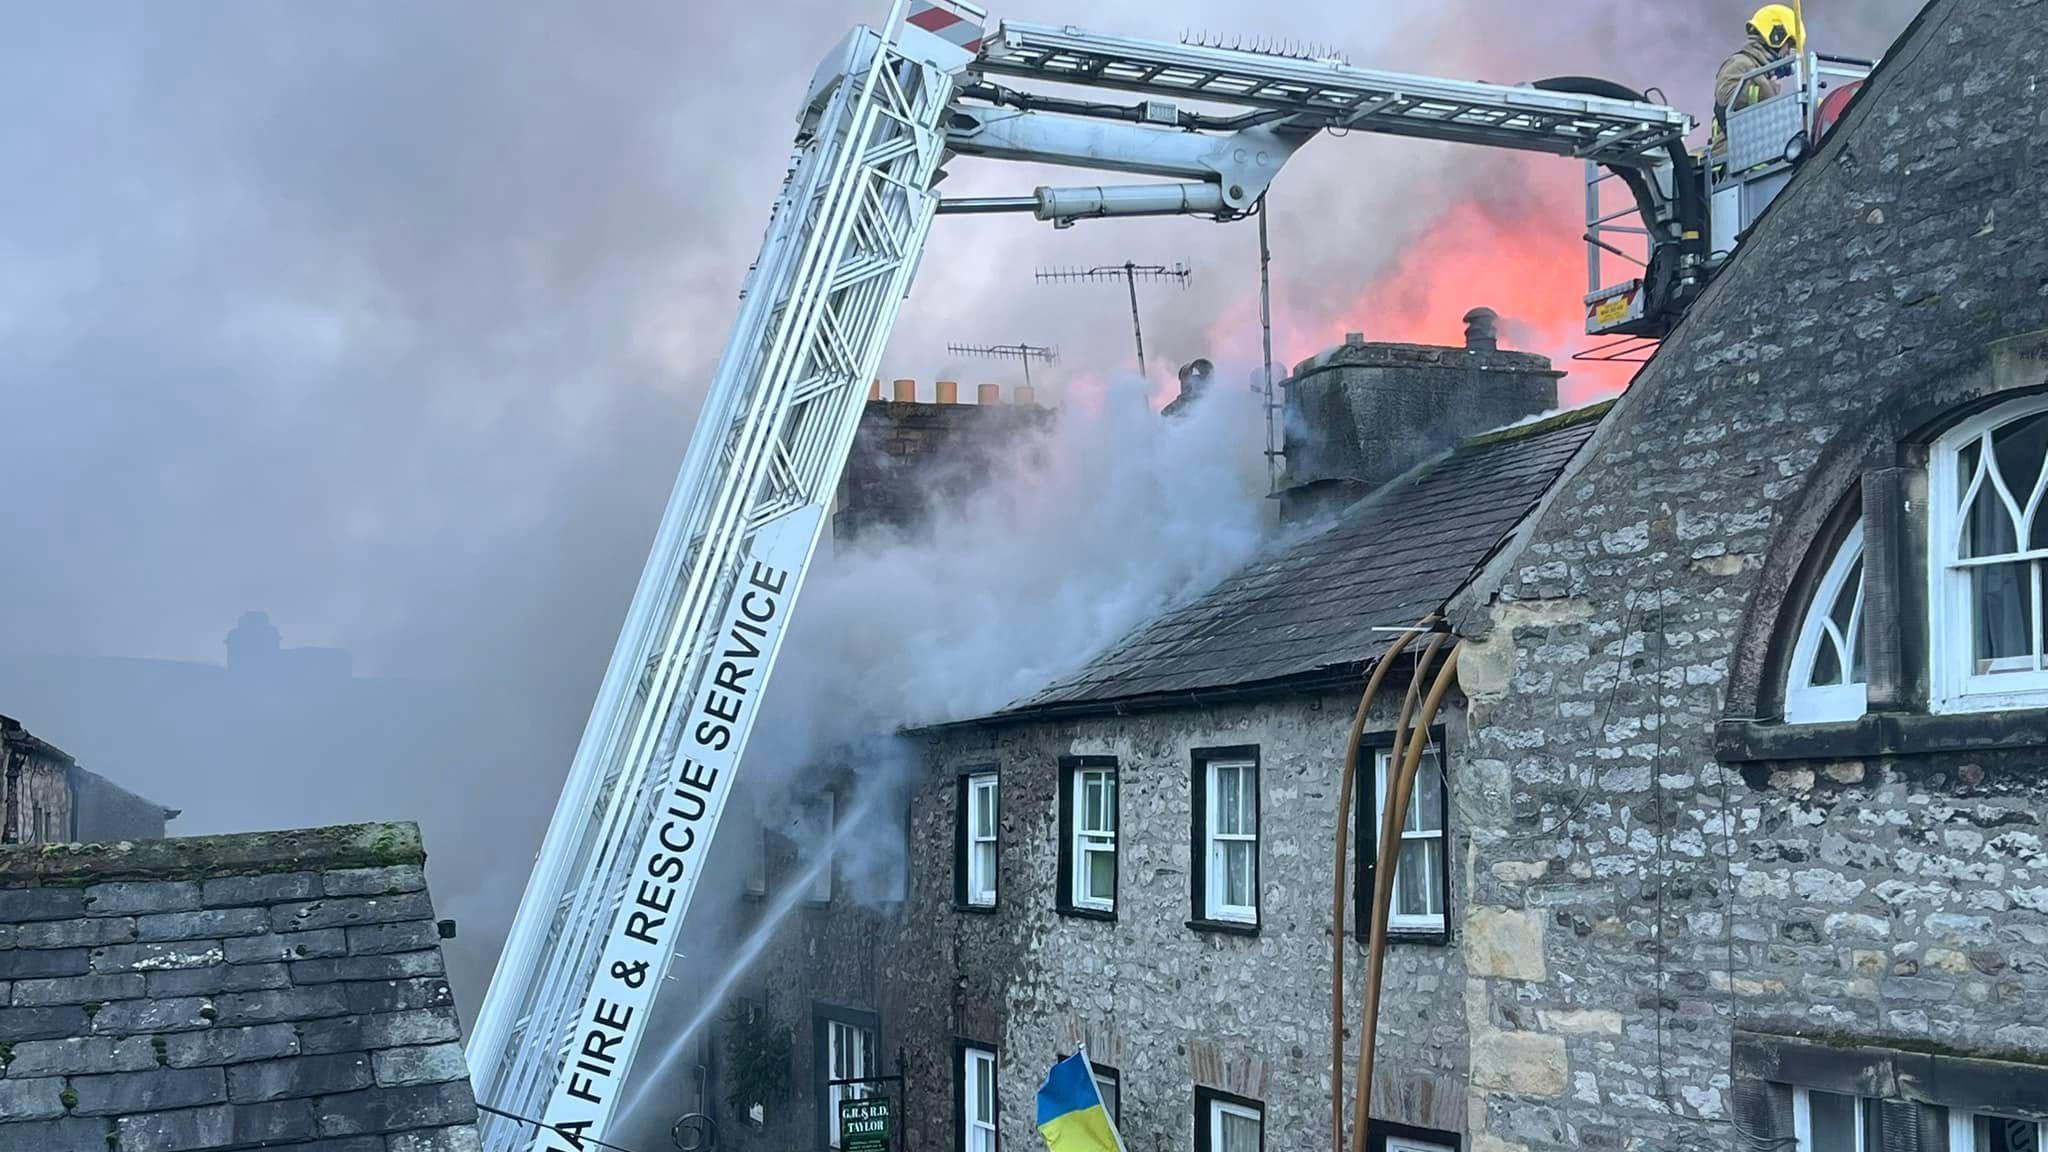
[759,374,1270,765]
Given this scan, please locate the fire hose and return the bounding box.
[1330,623,1463,1152]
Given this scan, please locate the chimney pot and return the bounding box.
[976,383,1001,405]
[1344,332,1365,348]
[892,378,916,402]
[1013,384,1036,407]
[1463,307,1499,351]
[936,379,959,404]
[867,379,881,401]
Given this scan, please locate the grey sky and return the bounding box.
[0,0,1919,675]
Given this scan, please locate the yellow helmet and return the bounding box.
[1746,4,1805,54]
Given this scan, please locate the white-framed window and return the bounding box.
[966,773,998,907]
[1072,767,1117,912]
[1374,745,1447,933]
[1792,1087,1872,1152]
[1385,1139,1456,1152]
[1785,520,1868,723]
[1207,1098,1261,1152]
[1930,396,2048,711]
[825,1018,875,1149]
[1201,756,1258,923]
[962,1046,997,1152]
[1950,1111,2047,1152]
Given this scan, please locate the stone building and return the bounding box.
[2,714,177,847]
[0,822,479,1152]
[708,0,2048,1148]
[833,381,1051,545]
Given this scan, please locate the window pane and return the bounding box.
[1223,841,1251,907]
[1963,462,2021,558]
[1811,633,1844,686]
[973,842,996,900]
[1973,561,2034,671]
[1410,757,1443,833]
[1959,436,1983,503]
[1830,559,1863,634]
[1093,1071,1117,1118]
[1993,411,2048,520]
[1103,775,1118,833]
[1396,840,1433,917]
[1088,848,1115,901]
[1217,765,1241,833]
[1221,1110,1260,1152]
[1806,1090,1857,1152]
[1083,777,1103,830]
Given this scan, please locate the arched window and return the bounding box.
[1930,395,2048,711]
[1785,521,1867,723]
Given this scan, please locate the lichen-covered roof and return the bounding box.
[0,821,479,1152]
[991,402,1610,716]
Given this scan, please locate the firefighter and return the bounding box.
[1714,4,1805,140]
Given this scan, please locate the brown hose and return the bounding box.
[1352,645,1461,1152]
[1347,634,1447,1151]
[1327,618,1434,1152]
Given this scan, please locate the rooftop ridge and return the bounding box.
[1461,397,1617,450]
[0,821,423,885]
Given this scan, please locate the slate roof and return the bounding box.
[0,822,479,1152]
[988,401,1610,718]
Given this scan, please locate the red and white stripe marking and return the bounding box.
[907,0,984,54]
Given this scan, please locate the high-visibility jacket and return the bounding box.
[1714,40,1783,135]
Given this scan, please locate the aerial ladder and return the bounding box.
[465,4,1861,1148]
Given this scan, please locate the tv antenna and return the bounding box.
[1035,261,1191,380]
[946,341,1060,391]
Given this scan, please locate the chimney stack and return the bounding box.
[1162,357,1215,417]
[892,378,916,402]
[936,379,959,404]
[1277,306,1559,523]
[1463,307,1499,352]
[976,383,1001,405]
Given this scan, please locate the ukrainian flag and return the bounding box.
[1035,1048,1123,1152]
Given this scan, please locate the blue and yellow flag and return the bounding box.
[1036,1048,1123,1152]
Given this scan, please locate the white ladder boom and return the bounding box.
[463,4,972,1148]
[978,21,1687,166]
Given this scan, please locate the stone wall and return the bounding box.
[1450,0,2048,1147]
[831,398,1051,546]
[877,692,1474,1152]
[0,822,478,1152]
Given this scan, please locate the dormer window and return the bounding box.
[1784,522,1867,724]
[1930,396,2048,711]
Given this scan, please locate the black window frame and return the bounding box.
[1056,754,1119,921]
[954,762,1001,913]
[1188,744,1262,935]
[1090,1062,1120,1125]
[954,1039,1000,1152]
[1353,726,1452,946]
[1365,1120,1463,1152]
[1193,1086,1265,1152]
[812,1002,880,1151]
